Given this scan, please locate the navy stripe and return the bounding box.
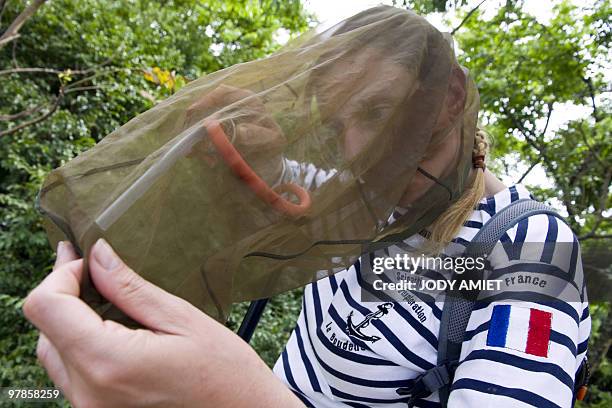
[282,350,315,407]
[549,330,577,356]
[281,350,299,389]
[329,386,410,404]
[428,299,443,321]
[569,236,579,285]
[464,220,483,229]
[388,300,438,349]
[515,216,528,243]
[464,321,489,341]
[581,306,589,321]
[486,195,496,212]
[339,280,435,370]
[541,215,558,263]
[311,281,324,324]
[291,389,315,408]
[451,378,563,408]
[410,399,442,408]
[451,236,471,246]
[499,232,514,258]
[462,349,575,391]
[510,216,528,258]
[577,339,588,355]
[477,202,495,216]
[329,274,339,294]
[294,325,322,392]
[509,185,519,202]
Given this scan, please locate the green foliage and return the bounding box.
[227,288,304,367]
[0,0,310,389]
[454,0,611,236]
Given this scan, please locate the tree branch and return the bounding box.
[63,68,125,88]
[0,93,62,137]
[0,103,45,121]
[508,114,546,154]
[502,107,584,225]
[451,0,487,35]
[0,0,48,49]
[542,103,553,136]
[0,67,96,76]
[579,234,612,240]
[0,81,104,136]
[581,76,601,122]
[578,168,612,240]
[63,85,99,94]
[577,122,605,167]
[0,67,63,76]
[0,62,122,136]
[517,158,540,184]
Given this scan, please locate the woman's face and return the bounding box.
[314,48,467,205]
[313,48,416,160]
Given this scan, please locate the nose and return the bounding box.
[343,123,374,161]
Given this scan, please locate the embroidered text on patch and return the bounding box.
[487,304,552,357]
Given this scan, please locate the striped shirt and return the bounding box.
[273,182,590,408]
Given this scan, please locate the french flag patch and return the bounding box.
[487,305,552,357]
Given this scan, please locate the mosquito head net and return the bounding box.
[38,5,480,323]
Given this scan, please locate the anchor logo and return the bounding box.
[345,302,394,343]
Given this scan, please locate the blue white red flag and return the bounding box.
[487,304,552,357]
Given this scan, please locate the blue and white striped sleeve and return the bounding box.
[448,214,590,408]
[280,158,337,191]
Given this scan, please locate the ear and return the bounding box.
[446,65,467,120]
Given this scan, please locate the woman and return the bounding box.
[24,6,589,408]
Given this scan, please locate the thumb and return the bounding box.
[88,239,196,333]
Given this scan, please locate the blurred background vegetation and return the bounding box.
[1,0,610,406]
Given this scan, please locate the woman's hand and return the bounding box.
[184,84,286,186]
[23,240,304,408]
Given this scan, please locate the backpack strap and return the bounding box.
[398,198,564,407]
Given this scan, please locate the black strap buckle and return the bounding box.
[396,362,457,406]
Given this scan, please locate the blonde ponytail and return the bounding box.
[425,128,489,253]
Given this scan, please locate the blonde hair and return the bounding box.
[425,128,489,253]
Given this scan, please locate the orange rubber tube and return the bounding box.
[205,120,311,217]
